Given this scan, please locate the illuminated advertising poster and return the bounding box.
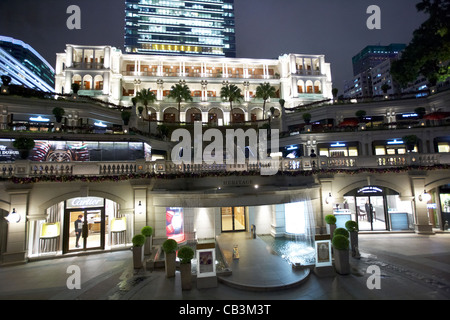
[166,207,185,243]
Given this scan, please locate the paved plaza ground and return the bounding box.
[0,233,449,313]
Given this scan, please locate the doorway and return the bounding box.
[221,207,246,232]
[64,208,105,253]
[355,196,387,231]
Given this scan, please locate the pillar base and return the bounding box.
[414,224,435,235]
[1,251,27,265]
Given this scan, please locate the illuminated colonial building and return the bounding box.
[55,44,333,126]
[124,0,236,57]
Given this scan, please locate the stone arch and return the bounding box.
[305,80,314,94]
[249,106,264,121]
[37,190,128,216]
[72,74,82,89]
[425,177,450,192]
[337,178,407,199]
[186,107,202,123]
[208,107,223,125]
[231,107,245,123]
[82,74,93,90]
[93,74,104,90]
[297,80,305,94]
[314,80,322,93]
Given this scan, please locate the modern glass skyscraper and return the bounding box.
[124,0,236,57]
[0,35,55,92]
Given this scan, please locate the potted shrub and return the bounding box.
[132,234,145,269]
[141,226,153,255]
[345,220,360,258]
[333,227,349,239]
[178,245,195,290]
[332,234,350,275]
[13,137,35,160]
[325,214,337,237]
[162,238,178,278]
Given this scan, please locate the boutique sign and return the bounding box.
[66,197,104,209]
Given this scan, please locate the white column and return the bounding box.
[412,177,434,234]
[3,190,30,264]
[103,72,110,95]
[66,46,73,68]
[134,187,147,234]
[104,47,111,69]
[290,55,297,74]
[65,71,73,94]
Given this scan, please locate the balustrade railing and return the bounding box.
[0,153,447,179]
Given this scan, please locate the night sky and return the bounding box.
[0,0,427,92]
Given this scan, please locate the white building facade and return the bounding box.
[55,45,333,125]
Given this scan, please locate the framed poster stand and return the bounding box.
[196,243,218,289]
[313,234,335,277]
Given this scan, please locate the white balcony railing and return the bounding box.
[1,154,448,179]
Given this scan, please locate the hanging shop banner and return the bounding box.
[166,207,185,243]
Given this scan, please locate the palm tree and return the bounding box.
[220,83,243,111]
[168,83,193,120]
[255,82,277,119]
[136,89,156,119]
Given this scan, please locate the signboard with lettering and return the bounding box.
[66,197,104,209]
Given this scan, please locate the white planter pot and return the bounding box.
[144,236,153,255]
[165,252,176,278]
[180,263,192,290]
[132,246,144,269]
[334,248,350,275]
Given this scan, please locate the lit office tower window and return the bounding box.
[125,0,236,57]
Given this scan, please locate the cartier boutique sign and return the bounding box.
[66,197,104,209]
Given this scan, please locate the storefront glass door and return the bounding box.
[65,209,105,252]
[356,196,387,231]
[221,207,246,232]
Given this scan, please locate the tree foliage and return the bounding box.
[391,0,450,87]
[168,83,193,116]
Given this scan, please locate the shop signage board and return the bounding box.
[66,197,104,209]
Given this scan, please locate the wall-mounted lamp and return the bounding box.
[325,193,334,204]
[419,190,431,202]
[5,208,21,223]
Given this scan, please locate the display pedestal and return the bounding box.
[197,276,218,289]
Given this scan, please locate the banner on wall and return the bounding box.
[166,207,185,243]
[0,139,152,162]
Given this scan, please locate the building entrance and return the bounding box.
[355,195,386,231]
[221,207,246,232]
[64,208,105,252]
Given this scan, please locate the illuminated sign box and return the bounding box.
[66,197,104,209]
[166,207,185,243]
